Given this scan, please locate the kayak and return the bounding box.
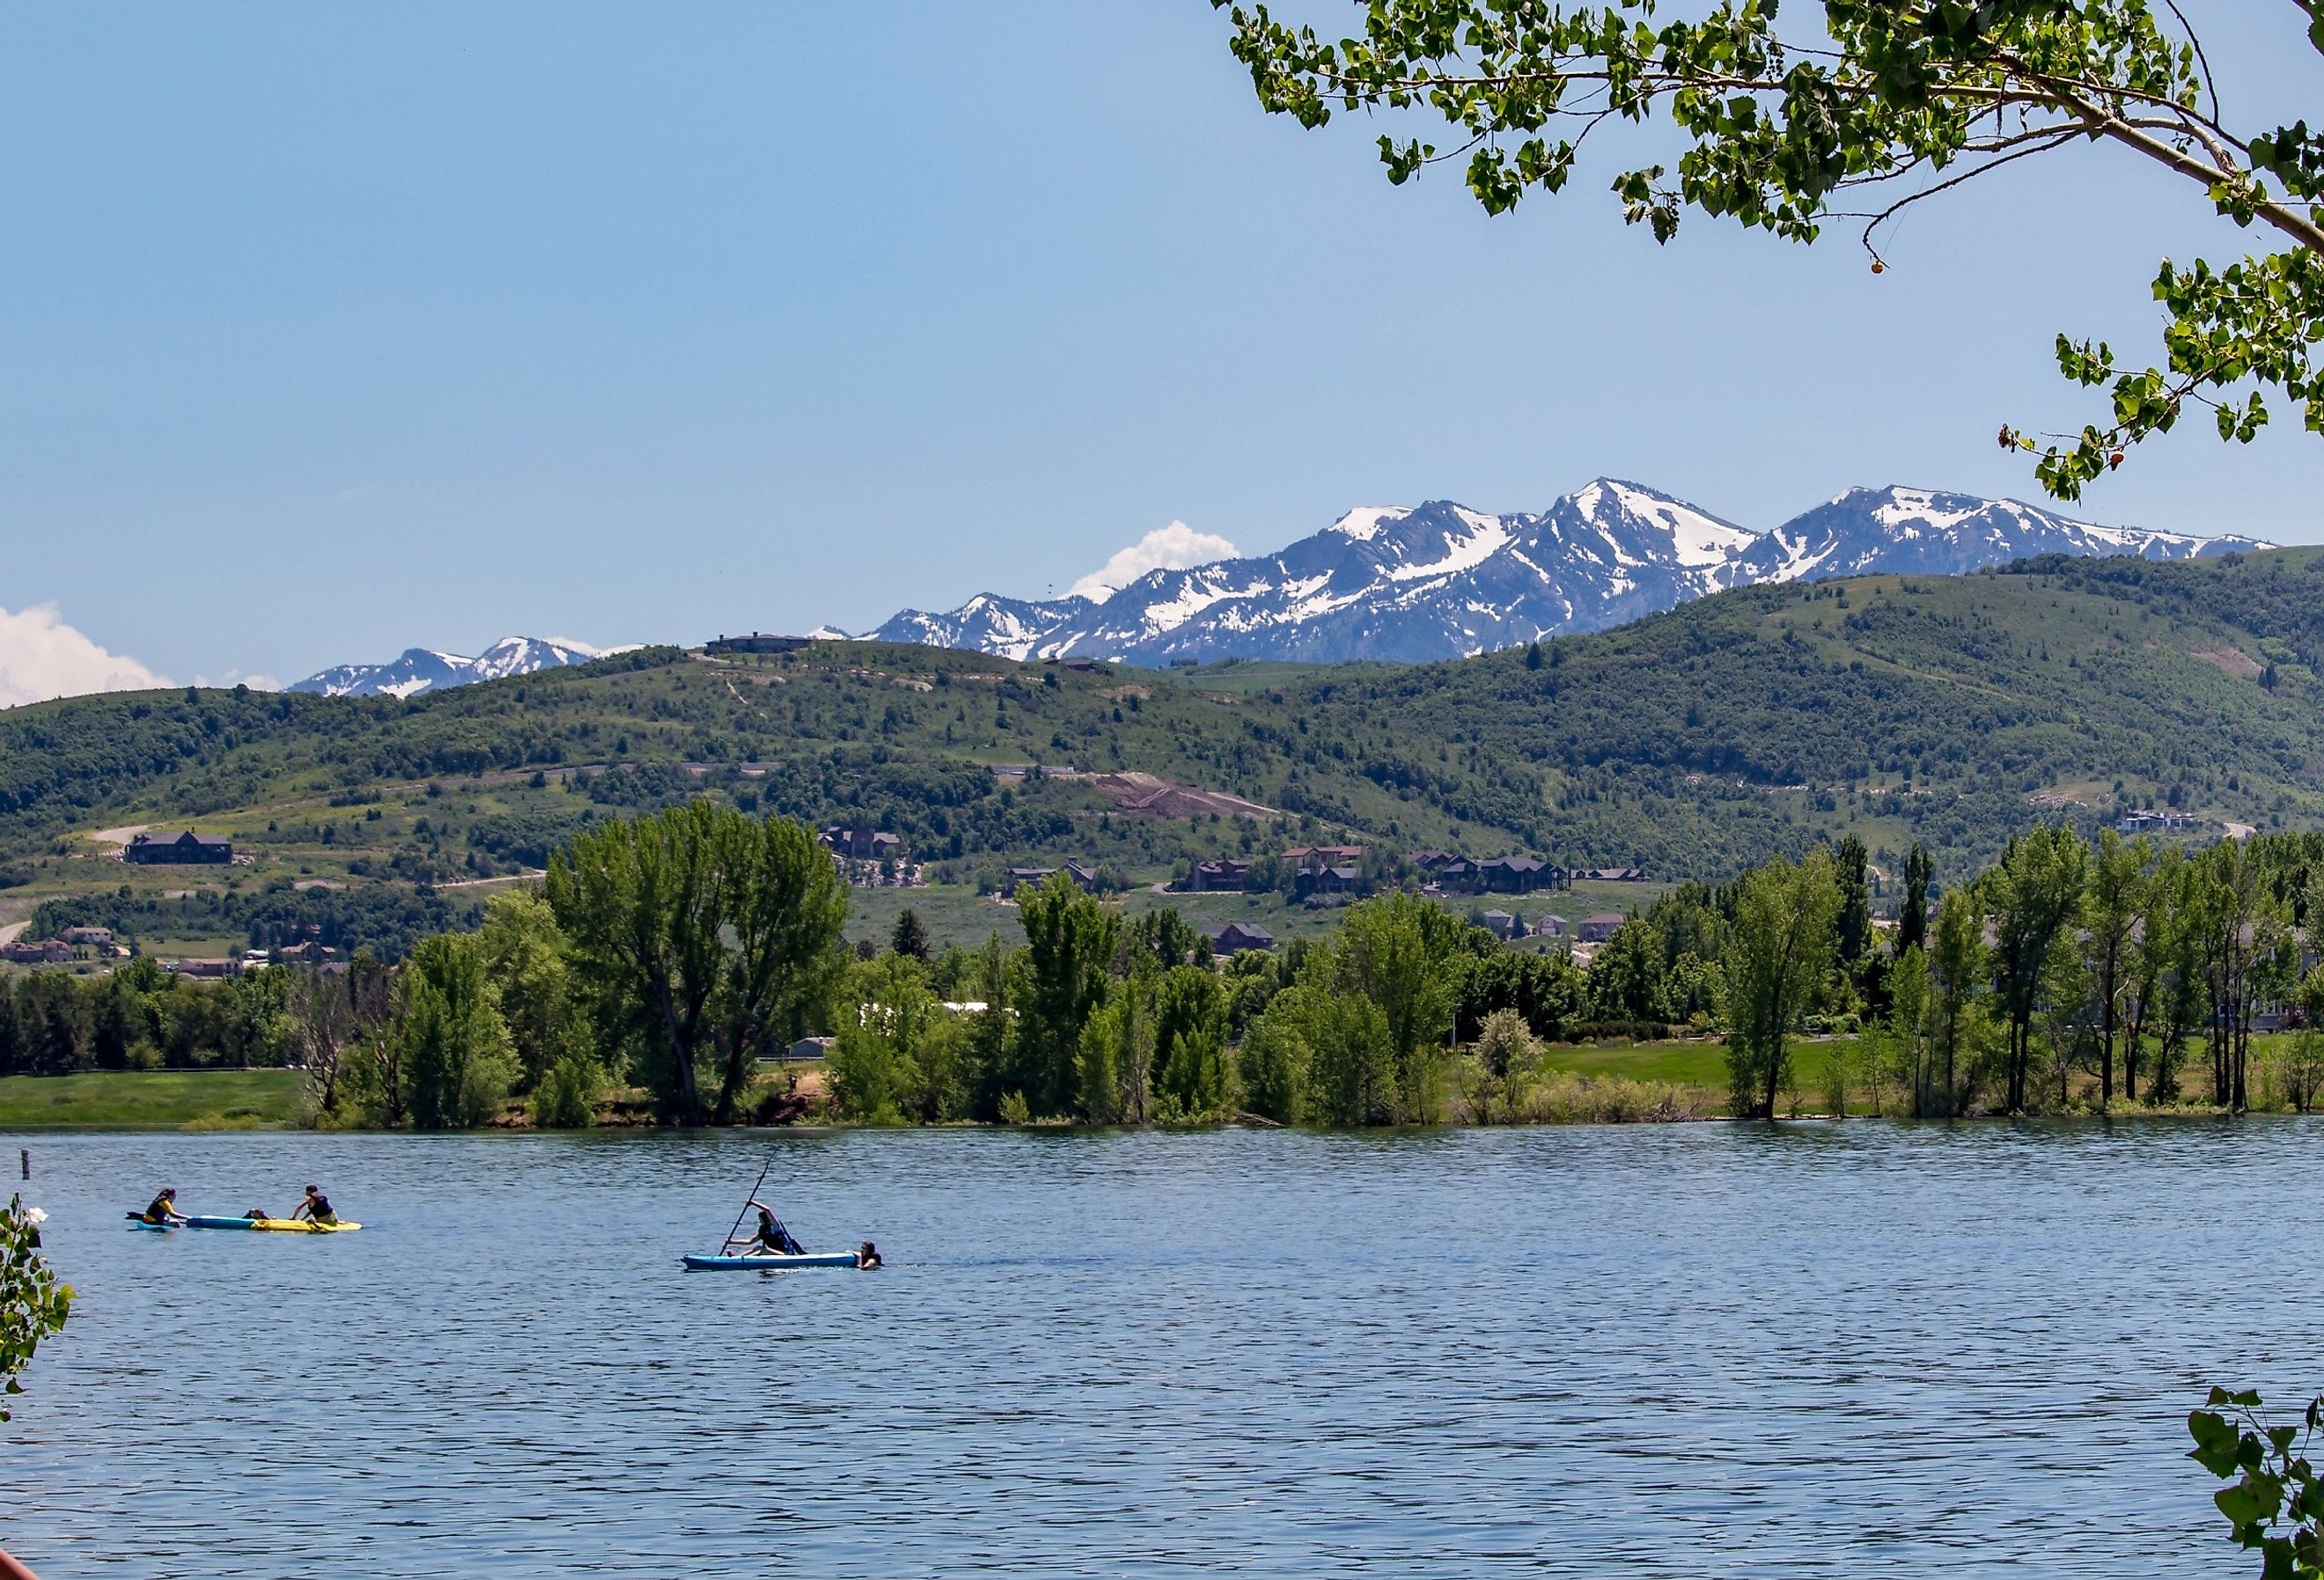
[250,1216,360,1234]
[125,1218,177,1232]
[680,1251,860,1271]
[183,1215,257,1231]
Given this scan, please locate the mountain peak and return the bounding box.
[849,479,2269,667]
[289,636,605,698]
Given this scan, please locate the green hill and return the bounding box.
[4,547,2320,952]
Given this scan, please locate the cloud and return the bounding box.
[193,671,281,693]
[1067,521,1240,601]
[0,603,168,709]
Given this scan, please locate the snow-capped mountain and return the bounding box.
[859,481,2269,665]
[289,636,605,698]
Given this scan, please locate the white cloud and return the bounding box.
[0,603,168,709]
[1067,521,1240,601]
[193,670,281,692]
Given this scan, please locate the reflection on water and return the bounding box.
[6,1120,2319,1576]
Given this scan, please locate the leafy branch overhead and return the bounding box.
[1212,0,2324,497]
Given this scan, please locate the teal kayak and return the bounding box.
[125,1217,176,1232]
[681,1251,860,1271]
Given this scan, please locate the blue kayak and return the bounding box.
[184,1215,258,1231]
[681,1251,861,1271]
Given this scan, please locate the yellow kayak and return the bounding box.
[248,1216,361,1234]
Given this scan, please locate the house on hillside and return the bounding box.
[1004,862,1098,897]
[1578,913,1627,944]
[2116,810,2203,834]
[1208,922,1276,955]
[1532,915,1567,938]
[165,957,239,978]
[1476,856,1563,894]
[1282,844,1365,871]
[1577,866,1647,883]
[1295,864,1360,898]
[124,830,232,865]
[1181,858,1253,893]
[820,825,902,860]
[1480,909,1524,940]
[707,632,813,655]
[62,926,114,946]
[2,938,70,966]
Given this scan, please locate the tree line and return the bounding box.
[12,803,2324,1127]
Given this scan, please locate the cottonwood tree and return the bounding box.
[1721,848,1841,1119]
[1016,873,1120,1119]
[2081,828,2149,1106]
[548,804,848,1125]
[1214,1,2324,495]
[1984,827,2087,1114]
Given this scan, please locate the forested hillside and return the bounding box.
[3,549,2321,915]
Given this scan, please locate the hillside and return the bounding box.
[3,548,2321,952]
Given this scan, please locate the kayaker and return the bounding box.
[141,1188,186,1225]
[856,1241,882,1270]
[729,1202,804,1257]
[290,1185,337,1226]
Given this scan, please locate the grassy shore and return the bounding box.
[0,1069,308,1130]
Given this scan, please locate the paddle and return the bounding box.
[718,1151,778,1256]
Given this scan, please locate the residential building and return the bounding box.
[1295,863,1360,898]
[1480,909,1523,940]
[762,1035,835,1063]
[706,632,814,655]
[1004,862,1098,896]
[1578,913,1628,944]
[124,830,233,865]
[1182,858,1253,893]
[820,825,903,860]
[1208,922,1276,955]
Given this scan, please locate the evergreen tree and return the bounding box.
[890,908,931,963]
[1899,842,1933,952]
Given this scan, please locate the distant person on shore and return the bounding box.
[141,1188,186,1225]
[856,1241,882,1270]
[729,1203,804,1257]
[290,1185,337,1226]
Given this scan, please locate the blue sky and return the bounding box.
[4,3,2319,694]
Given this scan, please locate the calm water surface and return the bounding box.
[5,1121,2320,1576]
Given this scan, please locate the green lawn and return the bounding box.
[0,1068,308,1130]
[1537,1039,1731,1088]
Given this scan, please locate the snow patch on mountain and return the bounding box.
[289,636,607,698]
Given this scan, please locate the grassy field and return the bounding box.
[1536,1039,1731,1088]
[0,1069,308,1130]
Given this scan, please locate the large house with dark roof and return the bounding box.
[124,830,232,865]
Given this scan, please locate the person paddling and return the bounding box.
[290,1185,337,1226]
[727,1202,805,1257]
[140,1187,187,1226]
[855,1240,882,1270]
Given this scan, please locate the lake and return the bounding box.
[6,1121,2320,1577]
